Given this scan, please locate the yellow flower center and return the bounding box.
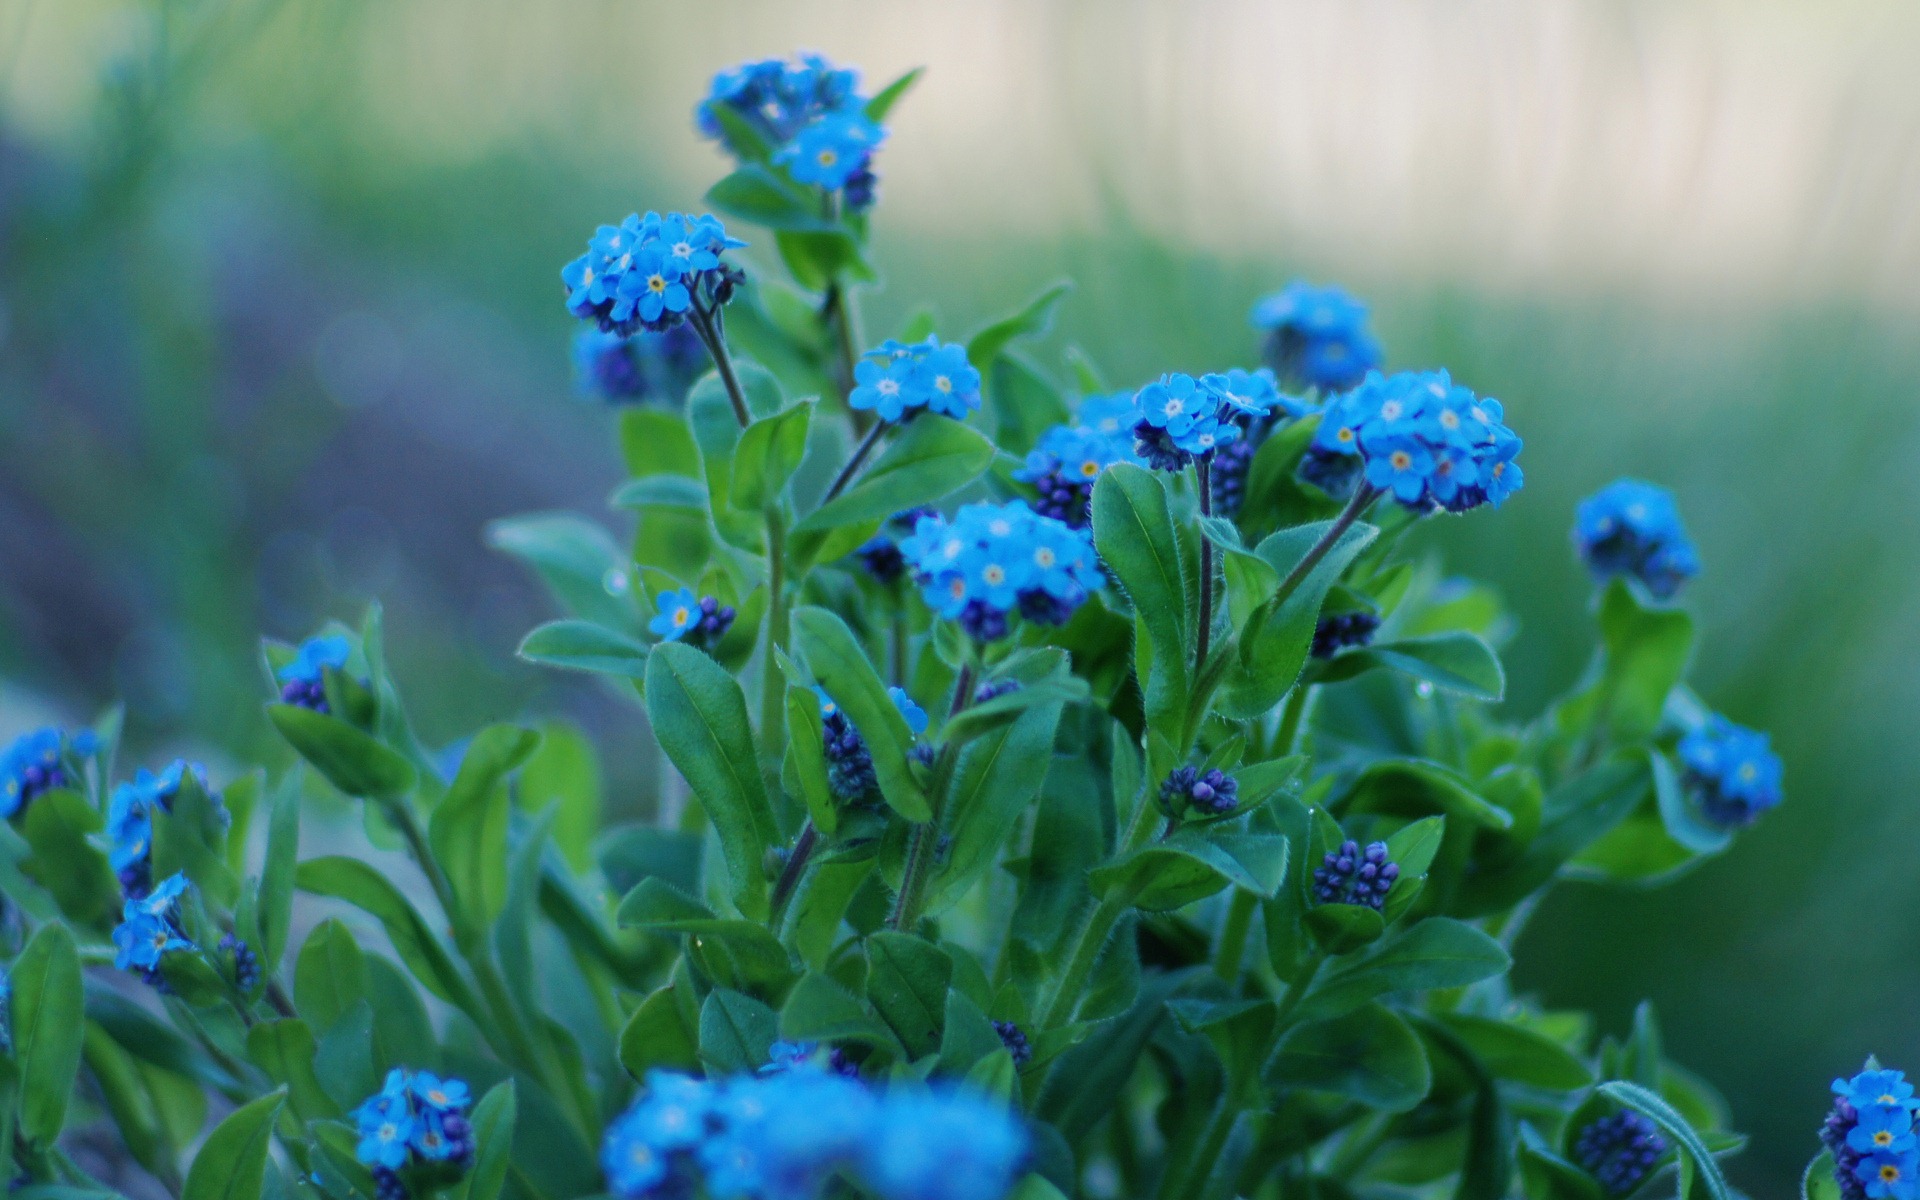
[935,376,953,393]
[1079,460,1101,478]
[818,149,838,167]
[1336,427,1355,443]
[648,275,668,293]
[673,607,690,625]
[983,565,1006,585]
[1878,1131,1895,1146]
[1390,451,1412,470]
[1440,410,1459,429]
[1885,1164,1904,1183]
[1034,548,1056,568]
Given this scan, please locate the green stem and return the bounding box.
[823,281,864,408]
[1195,458,1215,677]
[822,420,887,504]
[886,664,976,932]
[1162,1096,1241,1200]
[689,303,751,428]
[1212,889,1257,985]
[1272,484,1379,610]
[760,509,789,795]
[1274,685,1312,757]
[1039,780,1164,1030]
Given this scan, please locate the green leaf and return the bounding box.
[257,771,301,970]
[699,989,779,1074]
[616,879,795,991]
[796,416,996,534]
[619,983,701,1077]
[865,67,924,121]
[707,165,833,231]
[12,925,84,1146]
[985,352,1072,457]
[779,972,903,1059]
[295,857,476,1010]
[461,1082,517,1200]
[1803,1151,1842,1200]
[731,401,814,511]
[517,620,651,679]
[1166,998,1278,1100]
[866,933,953,1058]
[792,607,930,822]
[1435,1014,1594,1090]
[1091,465,1190,728]
[517,720,603,874]
[1456,757,1651,915]
[183,1088,284,1200]
[1341,759,1514,831]
[1314,631,1506,700]
[705,103,775,164]
[938,990,1006,1077]
[1598,1081,1732,1200]
[18,790,118,926]
[1271,1003,1431,1112]
[267,705,417,801]
[485,512,637,632]
[1596,579,1695,742]
[776,229,875,290]
[1220,518,1379,719]
[644,643,780,919]
[1300,917,1511,1022]
[929,681,1067,913]
[1089,831,1288,912]
[244,1020,339,1123]
[784,685,837,834]
[293,919,367,1034]
[429,724,539,935]
[608,475,709,510]
[966,281,1072,369]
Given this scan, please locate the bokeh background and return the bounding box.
[4,1,1919,1189]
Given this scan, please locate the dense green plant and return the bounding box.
[0,48,1790,1200]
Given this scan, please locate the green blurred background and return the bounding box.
[4,1,1919,1189]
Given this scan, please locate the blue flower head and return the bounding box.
[1677,714,1782,828]
[899,502,1101,641]
[277,634,351,712]
[1078,392,1140,438]
[1573,478,1700,600]
[352,1068,475,1172]
[112,875,194,974]
[2,727,89,819]
[1573,1110,1667,1196]
[1130,373,1240,469]
[776,108,885,190]
[698,53,863,152]
[107,761,217,895]
[888,687,929,736]
[857,1087,1029,1200]
[850,338,981,423]
[1251,281,1384,392]
[649,588,700,642]
[563,212,746,336]
[1303,369,1523,513]
[1858,1150,1920,1200]
[1840,1071,1920,1114]
[574,325,708,406]
[1014,422,1143,528]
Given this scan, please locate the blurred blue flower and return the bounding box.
[1,727,84,819]
[1573,479,1701,600]
[698,53,862,151]
[777,107,885,190]
[858,1087,1028,1200]
[1842,1072,1920,1113]
[574,325,708,406]
[1015,422,1142,528]
[277,634,350,712]
[850,338,980,423]
[1251,281,1384,392]
[888,687,929,736]
[107,760,216,896]
[1303,369,1523,512]
[1858,1149,1919,1200]
[112,875,193,974]
[650,589,700,641]
[1678,714,1782,828]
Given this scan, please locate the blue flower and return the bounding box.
[1677,714,1782,828]
[1014,423,1141,528]
[1204,368,1280,420]
[1078,392,1140,438]
[1311,839,1401,910]
[698,54,863,152]
[1573,1110,1667,1195]
[900,503,1100,640]
[1,727,79,819]
[650,588,700,641]
[777,107,885,190]
[353,1069,474,1171]
[1841,1071,1920,1113]
[857,1087,1028,1200]
[1302,369,1523,512]
[355,1090,419,1172]
[411,1072,470,1115]
[1851,1108,1918,1157]
[574,325,708,406]
[1574,479,1700,600]
[277,634,351,712]
[563,212,745,336]
[1858,1150,1920,1200]
[1251,281,1384,392]
[112,876,194,973]
[888,688,929,736]
[1129,373,1246,468]
[849,338,981,423]
[108,765,219,900]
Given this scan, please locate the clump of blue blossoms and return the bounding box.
[1014,422,1142,528]
[650,587,735,648]
[1312,840,1400,910]
[1,726,94,818]
[1128,372,1267,472]
[1678,714,1783,828]
[111,873,193,987]
[1823,1067,1920,1200]
[277,633,351,712]
[574,325,708,406]
[777,107,885,194]
[354,1068,476,1200]
[1573,478,1701,601]
[1304,368,1523,511]
[849,337,981,424]
[1159,766,1238,818]
[817,687,926,803]
[1311,609,1382,659]
[899,502,1102,641]
[601,1069,1025,1200]
[1251,280,1384,393]
[106,760,218,898]
[1574,1110,1668,1195]
[218,933,260,994]
[699,54,858,148]
[562,212,746,336]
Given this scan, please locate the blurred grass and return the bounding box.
[4,2,1920,1190]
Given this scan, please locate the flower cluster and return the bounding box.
[1129,372,1271,471]
[354,1068,475,1196]
[849,338,981,423]
[574,326,708,406]
[277,634,350,712]
[602,1068,1026,1200]
[106,760,218,898]
[1312,840,1400,910]
[816,686,926,802]
[1573,479,1701,601]
[219,934,260,994]
[1304,369,1523,512]
[562,212,746,336]
[650,588,736,647]
[1574,1111,1668,1195]
[1678,715,1782,828]
[1823,1068,1920,1200]
[1311,610,1382,659]
[1158,766,1238,818]
[1250,281,1383,393]
[1014,421,1142,528]
[698,55,884,208]
[899,502,1101,641]
[111,874,193,986]
[1,726,94,818]
[991,1021,1033,1067]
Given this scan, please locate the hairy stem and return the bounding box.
[689,304,751,428]
[1272,484,1379,609]
[886,664,977,932]
[770,821,818,924]
[822,420,887,504]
